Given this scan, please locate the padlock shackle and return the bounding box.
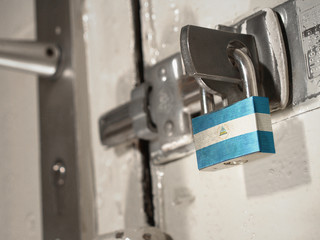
[200,88,214,114]
[198,45,258,115]
[228,47,258,98]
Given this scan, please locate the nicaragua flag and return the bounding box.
[192,96,275,171]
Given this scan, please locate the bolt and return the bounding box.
[52,160,66,187]
[164,120,174,136]
[159,68,167,81]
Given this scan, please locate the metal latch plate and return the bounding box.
[218,8,289,112]
[146,54,195,164]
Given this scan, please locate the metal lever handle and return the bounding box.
[0,40,60,77]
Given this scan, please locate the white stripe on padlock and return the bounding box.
[193,112,272,151]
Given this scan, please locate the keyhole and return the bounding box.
[46,47,55,58]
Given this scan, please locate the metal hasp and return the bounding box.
[223,8,289,111]
[36,0,95,239]
[147,54,197,163]
[100,8,290,165]
[99,53,200,164]
[180,8,289,112]
[274,0,320,106]
[0,40,60,77]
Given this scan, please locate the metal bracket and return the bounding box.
[180,25,260,109]
[100,8,290,164]
[180,8,289,112]
[99,53,200,164]
[218,8,289,112]
[147,54,196,164]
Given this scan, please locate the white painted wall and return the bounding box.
[140,0,320,239]
[0,0,42,239]
[83,0,146,236]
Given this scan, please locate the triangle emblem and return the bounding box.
[219,126,227,136]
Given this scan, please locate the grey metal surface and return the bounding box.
[36,0,95,239]
[217,0,320,108]
[228,47,258,97]
[0,40,60,77]
[200,88,214,114]
[180,8,289,112]
[99,5,297,165]
[147,54,195,164]
[225,8,289,111]
[99,83,157,147]
[99,53,199,164]
[100,102,135,146]
[275,1,306,105]
[180,25,260,108]
[130,84,157,140]
[180,76,201,113]
[180,25,258,84]
[196,43,259,116]
[100,46,264,162]
[195,42,259,117]
[298,1,320,85]
[101,2,320,165]
[274,0,320,105]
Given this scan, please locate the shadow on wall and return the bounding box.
[116,71,136,106]
[124,148,146,229]
[243,117,311,197]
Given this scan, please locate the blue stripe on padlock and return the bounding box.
[192,96,275,170]
[196,131,275,169]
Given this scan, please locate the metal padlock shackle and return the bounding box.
[227,42,258,98]
[200,42,258,114]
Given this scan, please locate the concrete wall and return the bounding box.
[83,0,146,236]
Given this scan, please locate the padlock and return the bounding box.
[191,43,275,171]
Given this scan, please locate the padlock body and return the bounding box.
[192,96,275,171]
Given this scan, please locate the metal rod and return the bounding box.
[99,102,136,147]
[200,88,214,114]
[100,77,202,147]
[227,47,258,97]
[180,76,201,114]
[0,40,60,77]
